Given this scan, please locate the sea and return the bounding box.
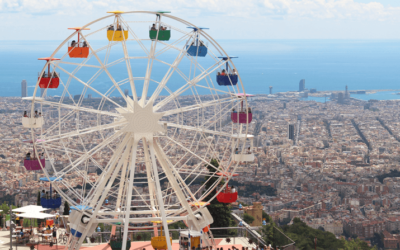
[0,39,399,102]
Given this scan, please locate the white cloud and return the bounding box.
[1,0,399,21]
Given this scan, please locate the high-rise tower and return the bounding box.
[269,86,273,95]
[288,124,295,140]
[21,80,27,97]
[124,89,129,96]
[299,79,305,92]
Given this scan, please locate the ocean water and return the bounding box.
[0,40,399,101]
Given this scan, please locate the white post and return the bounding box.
[121,140,138,250]
[148,140,173,250]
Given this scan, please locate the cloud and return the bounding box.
[1,0,400,21]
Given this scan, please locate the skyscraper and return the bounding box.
[269,86,273,95]
[288,124,295,140]
[124,89,129,96]
[21,80,27,97]
[299,79,305,92]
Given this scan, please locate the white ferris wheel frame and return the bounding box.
[26,11,252,250]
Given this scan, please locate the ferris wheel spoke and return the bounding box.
[139,40,157,106]
[148,40,191,105]
[33,99,121,118]
[120,33,138,101]
[165,122,232,138]
[79,33,134,105]
[120,16,149,55]
[153,32,193,58]
[52,64,125,109]
[153,60,225,111]
[58,61,102,69]
[44,131,125,182]
[143,140,157,213]
[163,136,221,172]
[39,121,126,144]
[163,96,234,116]
[152,140,206,233]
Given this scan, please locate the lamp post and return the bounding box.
[9,204,13,250]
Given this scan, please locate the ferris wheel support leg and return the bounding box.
[148,139,173,250]
[112,154,129,235]
[152,140,215,247]
[143,139,158,236]
[67,136,132,250]
[153,140,215,248]
[121,139,139,250]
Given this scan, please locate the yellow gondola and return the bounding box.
[150,221,172,249]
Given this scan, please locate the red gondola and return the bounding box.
[38,57,60,89]
[68,27,90,58]
[216,172,239,203]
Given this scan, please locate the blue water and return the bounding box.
[0,40,399,100]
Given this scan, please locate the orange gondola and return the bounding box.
[68,27,90,58]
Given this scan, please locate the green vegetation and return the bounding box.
[230,180,277,196]
[0,194,16,205]
[63,201,70,215]
[169,221,186,239]
[376,170,400,183]
[264,218,375,250]
[204,159,236,237]
[0,202,16,215]
[243,213,255,225]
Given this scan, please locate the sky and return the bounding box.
[0,0,400,40]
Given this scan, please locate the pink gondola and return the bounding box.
[231,112,252,123]
[24,159,45,171]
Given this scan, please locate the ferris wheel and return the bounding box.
[22,11,255,250]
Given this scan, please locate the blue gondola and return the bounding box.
[39,176,63,209]
[186,27,209,57]
[217,56,238,86]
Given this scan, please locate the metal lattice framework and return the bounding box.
[25,11,253,250]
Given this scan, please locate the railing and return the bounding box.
[231,213,295,249]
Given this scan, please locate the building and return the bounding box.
[244,202,263,226]
[124,89,129,96]
[88,94,92,99]
[269,86,273,95]
[338,92,344,104]
[288,124,295,140]
[310,88,317,93]
[21,80,27,97]
[299,79,305,92]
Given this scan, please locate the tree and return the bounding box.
[37,191,41,206]
[203,159,236,236]
[275,218,375,250]
[243,213,255,225]
[63,201,70,215]
[318,226,325,231]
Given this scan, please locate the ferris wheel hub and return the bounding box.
[118,100,164,139]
